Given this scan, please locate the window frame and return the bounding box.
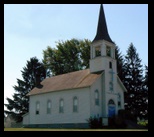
[47,100,51,114]
[109,61,112,69]
[95,90,99,106]
[36,101,40,115]
[118,93,121,108]
[106,46,111,57]
[108,99,115,105]
[73,96,78,113]
[95,46,101,57]
[59,98,64,113]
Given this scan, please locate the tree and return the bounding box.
[143,65,148,92]
[43,38,91,76]
[78,39,91,69]
[115,44,125,82]
[123,43,144,121]
[140,65,148,119]
[4,57,46,122]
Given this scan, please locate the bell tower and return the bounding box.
[90,4,117,93]
[89,5,126,121]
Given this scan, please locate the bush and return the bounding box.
[87,116,103,129]
[118,109,125,118]
[118,109,137,123]
[108,115,127,129]
[114,116,127,128]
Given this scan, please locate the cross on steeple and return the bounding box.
[109,69,115,92]
[109,69,115,82]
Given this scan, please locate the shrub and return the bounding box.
[114,116,127,128]
[108,115,127,129]
[118,109,125,118]
[87,116,103,129]
[118,109,137,123]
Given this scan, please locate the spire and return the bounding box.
[93,4,114,44]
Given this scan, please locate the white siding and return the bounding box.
[105,79,125,116]
[117,80,125,110]
[28,87,90,124]
[90,74,103,118]
[90,56,105,73]
[23,113,29,125]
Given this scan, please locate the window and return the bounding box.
[95,90,99,106]
[118,93,121,108]
[106,46,111,57]
[59,99,64,113]
[118,101,121,106]
[73,97,78,112]
[47,100,51,114]
[109,62,112,69]
[108,99,115,105]
[36,101,40,115]
[95,46,101,57]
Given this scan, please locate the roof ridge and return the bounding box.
[48,69,90,79]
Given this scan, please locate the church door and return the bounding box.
[108,99,115,117]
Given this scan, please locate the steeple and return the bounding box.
[93,4,114,44]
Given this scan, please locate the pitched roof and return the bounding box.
[93,4,114,44]
[27,69,102,96]
[117,75,127,92]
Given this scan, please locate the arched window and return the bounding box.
[59,99,64,113]
[73,97,78,112]
[106,46,111,57]
[36,101,40,115]
[108,99,115,105]
[47,100,51,114]
[95,46,101,57]
[95,90,99,106]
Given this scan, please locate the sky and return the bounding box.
[4,4,148,109]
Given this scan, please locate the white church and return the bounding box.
[23,4,127,128]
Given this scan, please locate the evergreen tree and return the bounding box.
[123,43,144,121]
[143,65,148,92]
[43,38,91,76]
[4,57,46,122]
[140,65,148,119]
[115,44,125,82]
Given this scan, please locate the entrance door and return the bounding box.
[108,99,115,117]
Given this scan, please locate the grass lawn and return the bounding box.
[137,120,148,127]
[4,128,148,131]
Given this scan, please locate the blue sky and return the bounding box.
[4,4,148,109]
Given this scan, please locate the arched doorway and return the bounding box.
[108,99,116,117]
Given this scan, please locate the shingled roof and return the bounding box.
[27,69,102,96]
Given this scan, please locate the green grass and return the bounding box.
[137,120,148,127]
[4,128,148,131]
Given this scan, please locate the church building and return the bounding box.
[23,4,127,128]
